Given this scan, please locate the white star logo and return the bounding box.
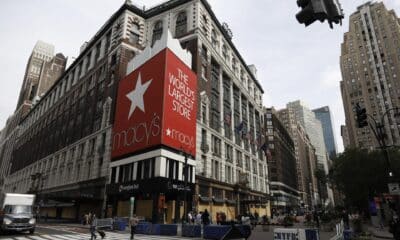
[126,73,152,119]
[166,128,171,136]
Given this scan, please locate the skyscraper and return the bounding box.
[286,100,334,205]
[340,2,400,150]
[277,108,319,208]
[16,40,66,109]
[313,106,338,159]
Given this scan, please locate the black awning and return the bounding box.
[213,198,225,204]
[226,199,236,205]
[199,196,212,203]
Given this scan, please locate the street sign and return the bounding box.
[388,183,400,195]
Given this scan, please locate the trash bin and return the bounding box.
[344,229,353,240]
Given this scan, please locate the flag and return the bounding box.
[260,142,273,160]
[235,122,244,133]
[224,113,232,126]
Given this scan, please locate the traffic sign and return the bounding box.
[388,183,400,195]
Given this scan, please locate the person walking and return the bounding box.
[341,210,349,229]
[313,210,320,229]
[129,214,139,240]
[89,214,97,240]
[196,212,202,225]
[389,215,400,240]
[202,209,210,226]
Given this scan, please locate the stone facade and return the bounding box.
[340,2,400,150]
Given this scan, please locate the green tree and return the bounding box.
[329,148,400,212]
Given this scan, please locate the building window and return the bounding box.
[225,144,233,163]
[212,135,221,157]
[211,29,219,49]
[152,21,163,46]
[130,23,140,45]
[175,12,187,38]
[236,150,242,167]
[212,160,219,180]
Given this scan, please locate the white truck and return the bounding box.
[0,193,36,234]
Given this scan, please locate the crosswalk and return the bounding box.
[0,232,200,240]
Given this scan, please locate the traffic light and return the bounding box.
[355,103,368,128]
[296,0,344,29]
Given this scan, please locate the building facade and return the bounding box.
[16,41,66,109]
[313,106,338,159]
[340,2,400,150]
[265,108,299,212]
[277,108,319,208]
[0,41,66,195]
[341,125,351,149]
[4,0,269,222]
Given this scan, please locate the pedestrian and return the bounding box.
[341,210,349,229]
[129,214,139,240]
[89,214,97,240]
[196,212,202,225]
[313,210,320,228]
[188,212,193,224]
[379,208,386,229]
[202,209,210,226]
[389,215,400,240]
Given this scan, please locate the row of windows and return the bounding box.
[110,158,194,184]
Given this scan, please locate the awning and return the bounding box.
[226,199,236,205]
[212,198,225,204]
[199,196,212,203]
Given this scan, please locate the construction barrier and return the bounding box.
[182,225,202,237]
[274,228,320,240]
[135,222,152,234]
[96,218,113,230]
[203,225,232,240]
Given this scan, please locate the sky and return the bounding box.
[0,0,400,153]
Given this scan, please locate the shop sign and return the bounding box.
[119,184,140,193]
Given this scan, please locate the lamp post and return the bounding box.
[181,150,189,225]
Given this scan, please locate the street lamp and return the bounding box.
[180,148,189,225]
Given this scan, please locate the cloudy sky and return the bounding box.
[1,0,400,152]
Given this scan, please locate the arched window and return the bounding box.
[130,23,140,45]
[175,12,187,38]
[152,20,163,46]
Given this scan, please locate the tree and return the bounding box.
[329,148,400,212]
[315,168,328,205]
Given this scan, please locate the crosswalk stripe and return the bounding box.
[0,232,202,240]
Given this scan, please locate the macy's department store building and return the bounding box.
[107,26,269,223]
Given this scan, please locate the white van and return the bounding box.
[0,193,36,234]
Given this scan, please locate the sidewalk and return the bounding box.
[367,226,393,239]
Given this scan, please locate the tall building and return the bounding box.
[265,108,299,211]
[285,100,334,206]
[313,106,338,159]
[341,125,351,149]
[340,2,400,150]
[16,41,67,109]
[4,0,269,222]
[277,108,319,208]
[0,41,66,194]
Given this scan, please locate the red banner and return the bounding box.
[112,49,197,160]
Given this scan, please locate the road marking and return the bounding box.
[0,232,202,240]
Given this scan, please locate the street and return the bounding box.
[0,224,338,240]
